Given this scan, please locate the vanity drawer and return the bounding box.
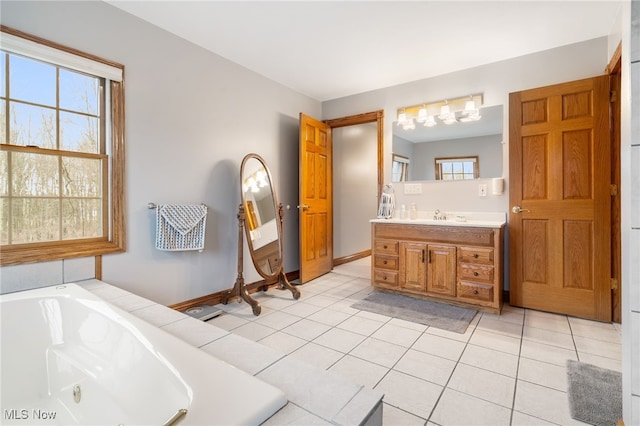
[458,263,494,283]
[374,255,398,270]
[457,281,494,303]
[458,246,494,265]
[374,239,399,255]
[373,269,399,287]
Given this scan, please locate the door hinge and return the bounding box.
[611,278,618,290]
[610,184,618,196]
[610,90,618,102]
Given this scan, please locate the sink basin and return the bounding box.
[370,212,506,228]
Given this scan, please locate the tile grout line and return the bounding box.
[424,310,482,424]
[508,307,526,426]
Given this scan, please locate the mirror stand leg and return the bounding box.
[279,272,300,300]
[222,204,262,315]
[235,275,262,315]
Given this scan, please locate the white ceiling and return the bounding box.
[106,1,622,102]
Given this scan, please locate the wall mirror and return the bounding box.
[392,104,503,182]
[222,153,299,315]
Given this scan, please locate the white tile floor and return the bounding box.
[207,257,623,426]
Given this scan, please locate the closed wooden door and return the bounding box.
[509,75,611,321]
[299,113,333,283]
[400,242,427,292]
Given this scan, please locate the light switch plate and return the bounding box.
[404,183,422,194]
[479,184,488,197]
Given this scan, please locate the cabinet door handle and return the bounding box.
[473,271,479,277]
[383,275,388,280]
[473,253,479,259]
[473,289,479,295]
[383,260,388,265]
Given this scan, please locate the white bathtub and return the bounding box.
[0,284,287,425]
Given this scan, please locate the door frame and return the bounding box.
[606,42,622,323]
[325,110,384,266]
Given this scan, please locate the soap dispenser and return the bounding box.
[409,203,417,220]
[399,204,407,219]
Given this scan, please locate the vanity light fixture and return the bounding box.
[397,93,483,128]
[459,95,482,122]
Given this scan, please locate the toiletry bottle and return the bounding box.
[400,204,406,219]
[410,203,417,220]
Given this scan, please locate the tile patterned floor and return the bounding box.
[206,257,622,426]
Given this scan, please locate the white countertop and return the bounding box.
[370,211,506,228]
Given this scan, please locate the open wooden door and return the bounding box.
[509,75,612,321]
[299,113,333,283]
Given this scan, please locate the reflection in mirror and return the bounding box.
[392,105,503,182]
[392,154,409,182]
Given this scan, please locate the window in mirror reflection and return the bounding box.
[435,156,479,180]
[392,154,410,182]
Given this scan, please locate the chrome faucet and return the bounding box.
[433,209,446,220]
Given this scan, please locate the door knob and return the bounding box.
[512,206,531,214]
[297,204,310,210]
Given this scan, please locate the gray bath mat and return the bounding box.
[351,291,476,333]
[567,360,622,426]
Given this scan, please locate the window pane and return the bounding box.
[452,162,463,173]
[9,102,57,148]
[442,163,452,173]
[0,53,6,98]
[60,69,99,115]
[11,197,60,243]
[62,157,101,197]
[62,198,102,239]
[0,150,7,196]
[11,152,59,196]
[463,161,474,173]
[9,54,56,107]
[60,111,99,153]
[0,197,8,244]
[0,100,6,144]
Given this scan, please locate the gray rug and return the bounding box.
[351,291,476,333]
[567,360,622,426]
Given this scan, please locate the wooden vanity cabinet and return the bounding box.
[371,222,504,313]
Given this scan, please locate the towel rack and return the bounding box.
[147,202,207,209]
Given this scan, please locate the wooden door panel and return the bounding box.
[299,113,333,283]
[563,221,593,290]
[563,130,593,199]
[522,135,548,199]
[302,214,316,261]
[510,75,610,321]
[522,220,548,284]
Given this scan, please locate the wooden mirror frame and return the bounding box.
[222,153,300,315]
[241,154,282,280]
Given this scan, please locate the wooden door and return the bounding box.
[400,242,427,292]
[299,113,333,283]
[427,245,457,296]
[509,75,611,321]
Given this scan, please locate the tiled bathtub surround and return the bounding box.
[82,259,622,425]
